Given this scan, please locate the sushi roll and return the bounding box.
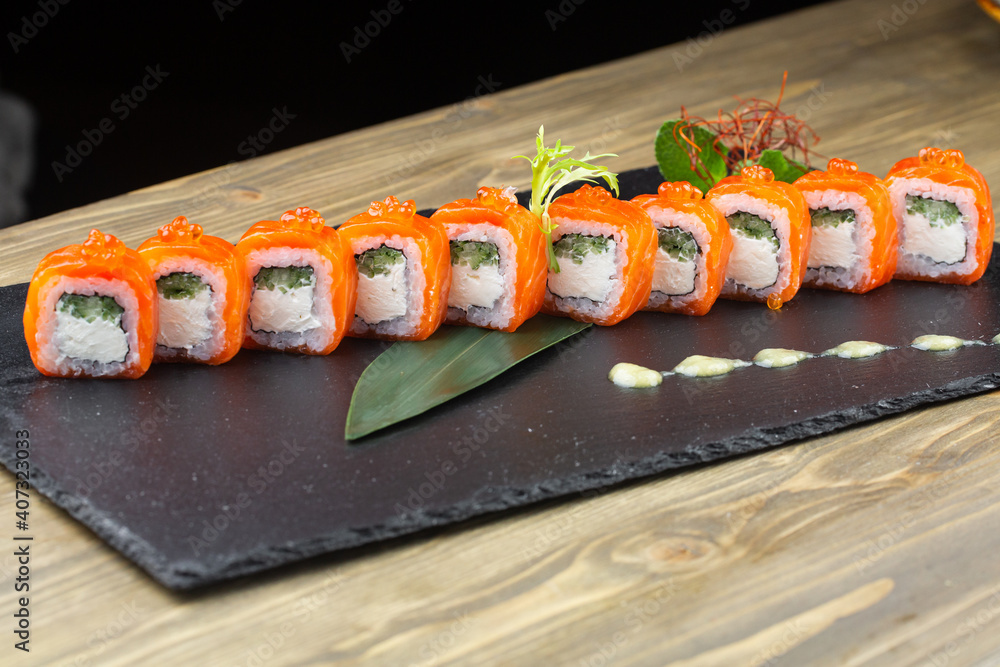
[884,147,994,285]
[632,181,733,316]
[23,229,157,379]
[794,158,898,293]
[339,196,451,341]
[236,206,357,355]
[138,216,250,364]
[543,184,656,325]
[430,186,547,332]
[706,165,811,304]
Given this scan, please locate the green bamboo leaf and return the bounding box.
[345,316,591,440]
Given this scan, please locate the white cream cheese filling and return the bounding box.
[249,284,321,334]
[549,240,617,302]
[652,249,696,295]
[157,289,213,349]
[55,308,129,364]
[902,210,967,265]
[449,262,504,310]
[728,231,779,289]
[809,221,859,269]
[356,261,408,324]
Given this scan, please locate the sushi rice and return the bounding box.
[545,220,626,322]
[710,193,794,301]
[35,276,142,377]
[801,189,875,290]
[642,205,712,312]
[444,223,518,329]
[350,234,427,338]
[149,256,226,362]
[244,247,337,353]
[888,177,978,279]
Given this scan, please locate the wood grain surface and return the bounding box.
[3,0,1000,664]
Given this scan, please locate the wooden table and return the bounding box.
[3,0,1000,664]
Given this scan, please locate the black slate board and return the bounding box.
[2,166,999,590]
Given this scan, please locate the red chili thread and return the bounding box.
[671,72,821,186]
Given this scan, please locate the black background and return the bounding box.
[0,0,829,223]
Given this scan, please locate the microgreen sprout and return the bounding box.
[514,125,619,272]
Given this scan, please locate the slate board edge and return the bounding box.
[2,371,997,590]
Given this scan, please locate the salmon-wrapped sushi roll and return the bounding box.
[137,216,250,364]
[706,165,811,304]
[236,207,356,355]
[23,229,157,379]
[794,158,898,293]
[430,186,546,332]
[632,181,732,316]
[339,196,450,341]
[543,184,656,325]
[885,147,993,285]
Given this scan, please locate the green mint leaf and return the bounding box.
[654,119,727,193]
[756,149,810,184]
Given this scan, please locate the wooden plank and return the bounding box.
[2,0,999,664]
